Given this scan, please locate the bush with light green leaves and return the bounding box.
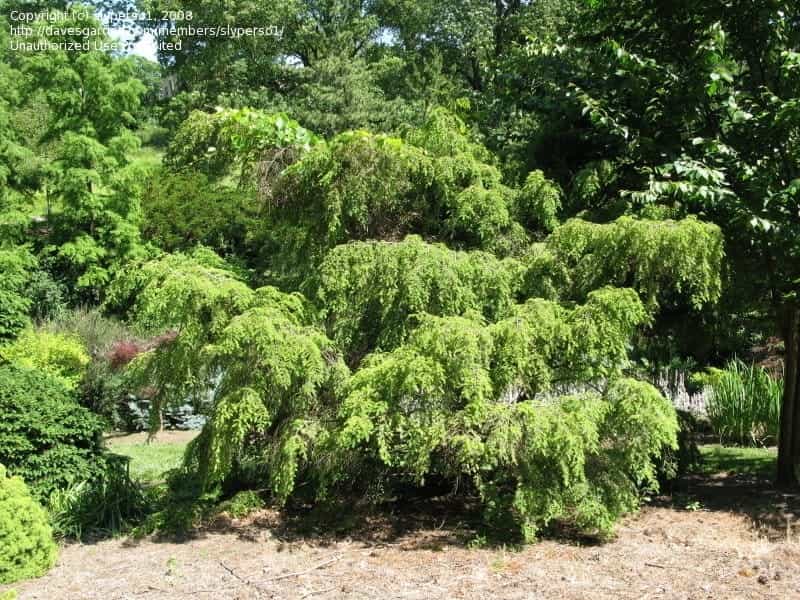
[0,464,58,584]
[315,235,523,364]
[0,329,89,391]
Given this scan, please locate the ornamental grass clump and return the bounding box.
[705,359,782,446]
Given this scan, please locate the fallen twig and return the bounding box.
[300,586,336,599]
[264,555,342,581]
[220,560,248,583]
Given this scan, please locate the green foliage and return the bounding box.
[515,170,563,233]
[106,249,256,430]
[140,169,260,258]
[44,132,151,301]
[0,328,89,391]
[270,130,434,265]
[196,291,349,498]
[545,216,724,311]
[46,456,146,540]
[216,490,264,519]
[444,184,513,248]
[703,360,782,446]
[203,287,654,540]
[315,235,522,362]
[0,364,105,501]
[24,270,67,323]
[0,246,36,340]
[0,464,57,585]
[263,109,522,283]
[331,364,676,540]
[20,8,145,143]
[7,8,150,302]
[285,55,416,138]
[165,108,319,185]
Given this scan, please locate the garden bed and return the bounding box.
[3,445,798,599]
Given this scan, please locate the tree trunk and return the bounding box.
[777,306,800,487]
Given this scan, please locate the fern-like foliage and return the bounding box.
[315,235,523,363]
[544,216,724,310]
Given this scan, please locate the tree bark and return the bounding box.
[777,306,800,487]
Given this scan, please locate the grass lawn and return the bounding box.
[128,144,164,171]
[106,433,192,484]
[698,444,777,478]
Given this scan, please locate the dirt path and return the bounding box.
[5,502,799,600]
[104,430,200,446]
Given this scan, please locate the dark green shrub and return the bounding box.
[24,270,67,323]
[140,169,260,259]
[0,464,57,584]
[0,364,105,500]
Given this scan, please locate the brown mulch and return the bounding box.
[4,477,800,599]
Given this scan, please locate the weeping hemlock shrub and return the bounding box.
[319,297,670,540]
[545,216,724,310]
[315,235,522,363]
[261,110,522,285]
[113,236,699,540]
[0,464,57,584]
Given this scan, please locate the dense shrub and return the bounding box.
[175,282,669,541]
[263,110,522,284]
[515,170,563,233]
[0,329,90,390]
[106,250,257,430]
[0,364,105,500]
[0,464,57,584]
[330,361,675,541]
[0,246,36,340]
[271,130,435,262]
[702,360,782,446]
[545,216,724,310]
[315,235,522,363]
[140,170,260,259]
[191,292,349,495]
[24,269,67,322]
